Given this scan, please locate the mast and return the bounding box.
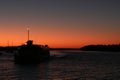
[27,27,30,41]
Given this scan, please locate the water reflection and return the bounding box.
[15,63,49,80]
[1,51,120,80]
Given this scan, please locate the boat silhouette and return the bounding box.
[14,40,50,64]
[14,28,50,64]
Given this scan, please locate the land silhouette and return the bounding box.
[0,44,120,53]
[80,44,120,52]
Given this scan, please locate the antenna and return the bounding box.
[27,27,30,41]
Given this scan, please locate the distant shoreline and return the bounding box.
[0,44,120,52]
[80,44,120,52]
[50,48,80,50]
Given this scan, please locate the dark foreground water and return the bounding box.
[0,50,120,80]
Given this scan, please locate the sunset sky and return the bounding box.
[0,0,120,48]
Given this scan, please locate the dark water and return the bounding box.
[1,51,120,80]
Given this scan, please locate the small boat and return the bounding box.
[14,28,50,64]
[14,40,50,64]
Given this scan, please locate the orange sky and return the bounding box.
[0,0,120,48]
[0,23,119,48]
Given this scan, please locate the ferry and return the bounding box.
[14,40,50,64]
[14,28,50,64]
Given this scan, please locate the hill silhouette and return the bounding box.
[0,44,120,52]
[80,44,120,52]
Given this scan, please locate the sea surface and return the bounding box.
[0,50,120,80]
